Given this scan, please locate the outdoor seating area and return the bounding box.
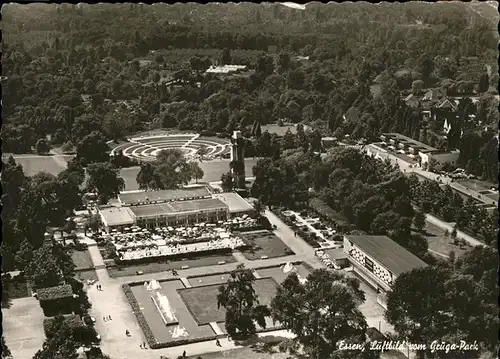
[223,215,259,230]
[107,225,247,261]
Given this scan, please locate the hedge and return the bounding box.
[37,284,74,301]
[44,314,84,337]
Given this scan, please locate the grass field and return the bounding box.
[241,231,294,260]
[75,270,98,283]
[178,278,278,325]
[119,158,260,190]
[70,249,95,270]
[419,221,470,258]
[108,253,236,278]
[6,155,72,176]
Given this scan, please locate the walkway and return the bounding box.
[83,210,393,359]
[425,213,486,247]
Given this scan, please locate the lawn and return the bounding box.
[255,264,311,285]
[178,277,278,325]
[241,231,294,260]
[75,270,98,283]
[107,253,236,278]
[129,279,215,343]
[6,155,72,176]
[70,249,94,270]
[118,158,260,190]
[419,221,470,258]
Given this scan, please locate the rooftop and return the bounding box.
[99,207,135,227]
[37,284,74,301]
[380,133,438,152]
[345,235,428,277]
[119,187,211,205]
[260,124,310,137]
[129,198,228,218]
[205,65,247,74]
[324,248,348,260]
[212,192,254,213]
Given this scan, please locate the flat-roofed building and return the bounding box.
[343,235,427,293]
[212,192,255,217]
[129,198,229,228]
[118,187,211,206]
[99,207,136,233]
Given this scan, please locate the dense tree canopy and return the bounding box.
[271,269,367,359]
[217,264,270,338]
[86,162,125,204]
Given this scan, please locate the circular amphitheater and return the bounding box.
[111,134,232,162]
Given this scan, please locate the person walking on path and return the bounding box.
[143,341,147,349]
[182,350,186,357]
[215,339,221,347]
[108,315,112,320]
[103,316,106,322]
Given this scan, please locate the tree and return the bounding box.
[478,72,489,93]
[189,162,204,183]
[84,214,101,235]
[221,172,233,192]
[86,162,125,204]
[76,131,110,165]
[255,55,274,76]
[26,246,63,289]
[1,336,11,359]
[136,149,193,190]
[33,316,79,359]
[103,112,131,140]
[282,128,296,150]
[413,211,426,232]
[196,146,209,161]
[271,269,367,359]
[253,199,264,216]
[136,162,155,190]
[450,225,458,244]
[36,138,50,154]
[386,266,453,358]
[220,48,232,65]
[217,264,270,338]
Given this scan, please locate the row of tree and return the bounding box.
[407,174,497,245]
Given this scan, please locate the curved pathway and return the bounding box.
[111,134,231,162]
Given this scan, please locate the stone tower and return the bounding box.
[230,130,246,188]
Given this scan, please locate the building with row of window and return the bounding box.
[99,187,254,233]
[343,235,428,296]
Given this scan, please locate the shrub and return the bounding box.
[37,285,74,301]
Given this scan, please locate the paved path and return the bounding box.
[84,210,393,359]
[425,213,486,247]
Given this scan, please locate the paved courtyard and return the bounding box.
[81,210,394,359]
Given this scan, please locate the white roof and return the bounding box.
[99,207,135,227]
